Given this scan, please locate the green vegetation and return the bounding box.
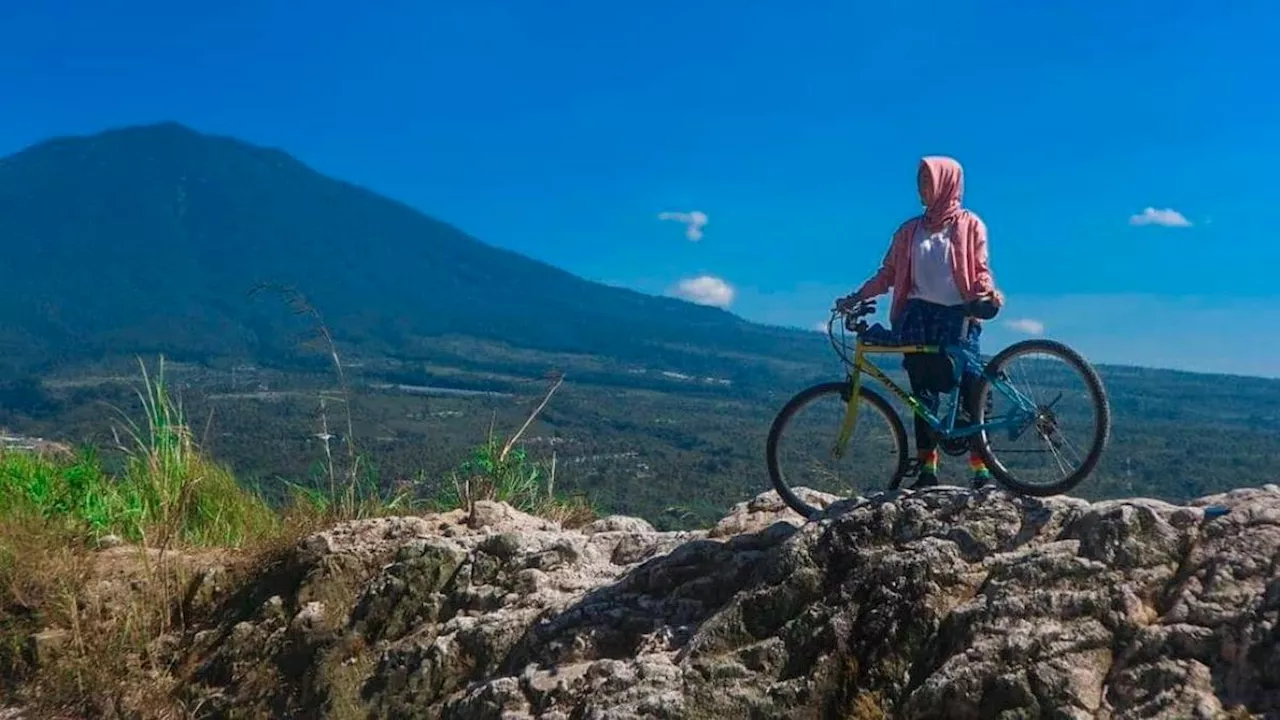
[0,122,1276,715]
[0,359,278,549]
[0,357,590,546]
[0,122,823,390]
[0,356,592,716]
[434,439,594,527]
[2,121,1273,533]
[7,340,1279,532]
[430,373,595,527]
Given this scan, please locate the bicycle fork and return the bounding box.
[831,352,865,461]
[831,342,929,462]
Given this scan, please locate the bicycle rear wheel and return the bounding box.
[765,381,909,519]
[973,339,1111,496]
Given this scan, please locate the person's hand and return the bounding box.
[834,294,861,313]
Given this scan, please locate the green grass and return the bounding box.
[0,356,598,716]
[425,373,598,528]
[0,357,288,712]
[0,358,280,549]
[0,356,597,551]
[434,435,596,528]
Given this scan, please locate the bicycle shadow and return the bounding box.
[370,481,1111,720]
[485,486,985,674]
[441,485,1073,713]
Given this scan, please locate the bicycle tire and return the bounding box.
[765,381,909,519]
[972,339,1111,497]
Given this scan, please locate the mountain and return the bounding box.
[0,122,824,382]
[4,122,1280,527]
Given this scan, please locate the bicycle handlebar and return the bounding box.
[830,296,1000,334]
[836,298,877,319]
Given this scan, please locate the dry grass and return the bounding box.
[248,284,364,516]
[849,691,890,720]
[0,358,332,717]
[0,518,190,716]
[536,493,598,530]
[0,354,598,716]
[0,296,594,716]
[0,499,339,718]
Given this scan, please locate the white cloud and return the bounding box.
[671,275,734,308]
[1129,207,1192,227]
[1005,318,1046,336]
[658,210,708,241]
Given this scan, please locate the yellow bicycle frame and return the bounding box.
[830,338,940,460]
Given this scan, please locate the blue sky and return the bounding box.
[2,0,1278,377]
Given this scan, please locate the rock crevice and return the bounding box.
[133,486,1280,717]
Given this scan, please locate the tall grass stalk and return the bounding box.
[249,283,362,517]
[107,356,277,547]
[0,354,600,714]
[438,372,594,527]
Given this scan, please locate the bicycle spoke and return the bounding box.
[979,342,1107,492]
[768,384,907,510]
[773,306,1109,509]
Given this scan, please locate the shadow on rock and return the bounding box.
[176,485,1280,719]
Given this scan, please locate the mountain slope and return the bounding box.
[0,122,824,379]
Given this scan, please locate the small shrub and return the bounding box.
[431,372,597,526]
[436,437,594,525]
[0,354,603,714]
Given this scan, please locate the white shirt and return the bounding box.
[907,223,964,306]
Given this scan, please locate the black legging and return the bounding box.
[903,353,982,454]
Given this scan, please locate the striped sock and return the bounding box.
[920,449,940,475]
[969,452,991,478]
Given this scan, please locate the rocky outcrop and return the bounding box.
[155,486,1280,717]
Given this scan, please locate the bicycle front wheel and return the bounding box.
[765,381,909,519]
[973,339,1111,497]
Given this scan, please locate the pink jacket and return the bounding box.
[854,210,1003,323]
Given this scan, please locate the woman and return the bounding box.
[837,156,1003,489]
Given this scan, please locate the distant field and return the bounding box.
[4,348,1279,529]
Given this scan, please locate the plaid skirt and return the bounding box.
[862,299,982,351]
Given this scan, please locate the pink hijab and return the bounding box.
[920,156,964,233]
[854,154,1003,321]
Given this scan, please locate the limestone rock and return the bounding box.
[708,485,839,538]
[582,515,656,535]
[171,486,1280,718]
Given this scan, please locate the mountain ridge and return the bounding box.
[0,121,822,384]
[5,121,1279,388]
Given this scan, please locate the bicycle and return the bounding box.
[765,297,1112,519]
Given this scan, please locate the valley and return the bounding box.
[5,334,1279,530]
[0,122,1276,529]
